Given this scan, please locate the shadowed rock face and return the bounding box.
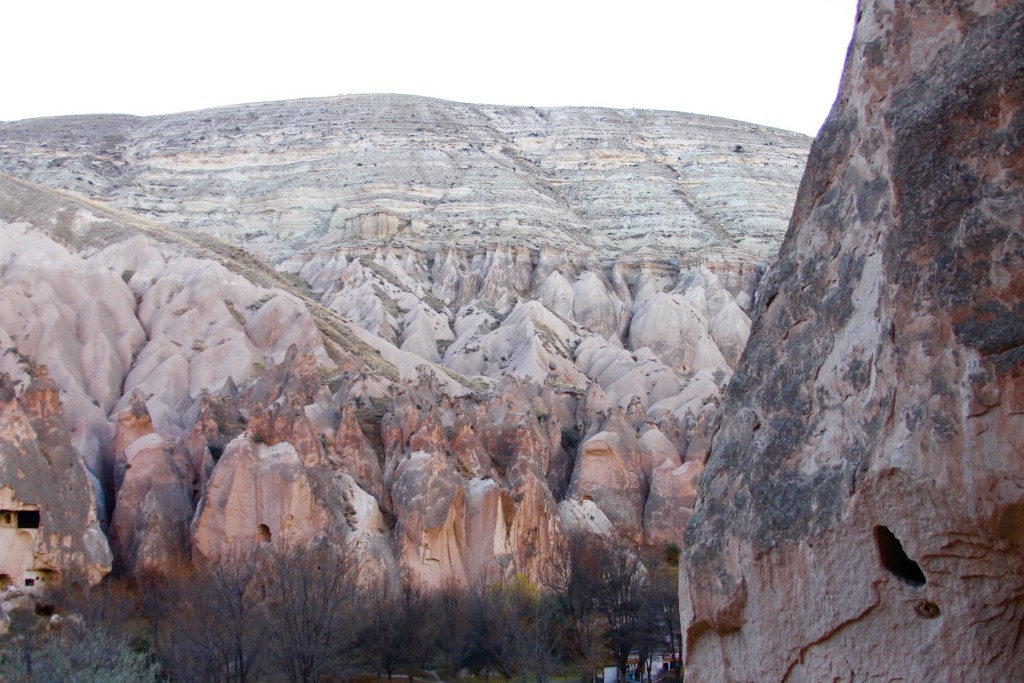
[680,1,1024,679]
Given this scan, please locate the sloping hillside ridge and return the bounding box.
[0,94,809,261]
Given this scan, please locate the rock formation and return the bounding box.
[0,96,808,263]
[0,94,810,588]
[680,1,1024,679]
[0,370,112,588]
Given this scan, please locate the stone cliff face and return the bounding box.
[0,95,809,588]
[680,0,1024,679]
[0,371,112,588]
[0,95,808,262]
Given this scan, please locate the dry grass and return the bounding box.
[0,173,403,382]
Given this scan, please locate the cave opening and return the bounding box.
[258,524,272,543]
[874,525,926,587]
[16,510,40,529]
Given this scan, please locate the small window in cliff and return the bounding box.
[16,510,40,529]
[874,525,926,587]
[258,524,272,543]
[24,578,35,587]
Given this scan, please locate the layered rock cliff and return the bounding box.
[0,95,807,262]
[680,0,1024,679]
[0,97,810,588]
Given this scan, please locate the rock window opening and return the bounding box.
[24,578,35,587]
[874,525,926,587]
[257,524,272,543]
[16,510,40,529]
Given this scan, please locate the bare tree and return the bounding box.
[647,546,682,683]
[9,568,160,683]
[261,539,362,683]
[360,575,404,682]
[428,577,472,680]
[545,530,606,682]
[397,574,433,682]
[591,537,650,683]
[201,546,269,683]
[4,621,161,683]
[500,577,561,683]
[141,547,267,683]
[528,598,565,683]
[466,575,505,682]
[138,568,212,682]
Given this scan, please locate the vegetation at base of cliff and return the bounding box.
[0,533,683,683]
[0,577,161,683]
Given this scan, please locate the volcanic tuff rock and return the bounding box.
[680,0,1024,679]
[0,95,809,586]
[0,370,112,588]
[0,95,808,261]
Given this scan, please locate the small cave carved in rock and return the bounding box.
[874,525,926,587]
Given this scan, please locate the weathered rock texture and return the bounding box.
[0,95,808,262]
[0,95,810,587]
[680,1,1024,679]
[0,371,112,588]
[0,173,721,587]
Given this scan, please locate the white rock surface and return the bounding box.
[0,95,809,263]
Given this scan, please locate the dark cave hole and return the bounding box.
[209,444,224,462]
[560,426,581,453]
[874,525,926,587]
[16,510,40,529]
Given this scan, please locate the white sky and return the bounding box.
[3,0,858,136]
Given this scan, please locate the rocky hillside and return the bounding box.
[680,0,1024,679]
[0,95,807,261]
[0,96,808,588]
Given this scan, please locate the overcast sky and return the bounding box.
[3,0,858,136]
